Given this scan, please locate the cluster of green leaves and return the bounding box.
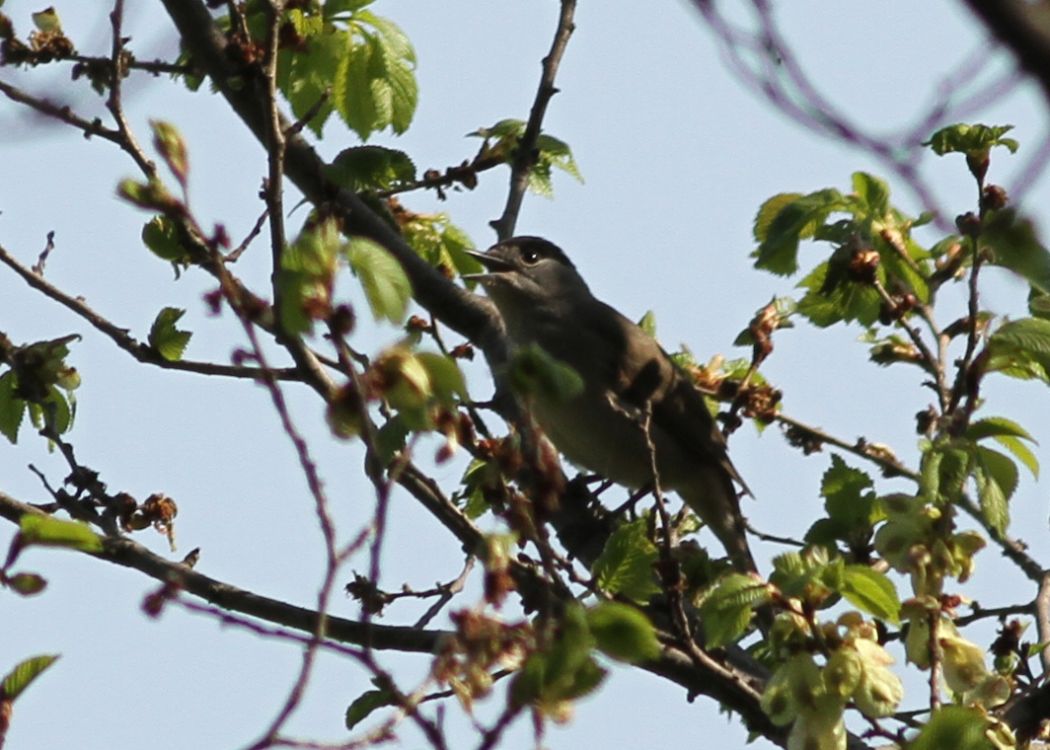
[272,221,414,335]
[0,333,80,444]
[469,119,583,198]
[744,123,1050,749]
[752,170,931,327]
[510,601,659,721]
[209,0,418,141]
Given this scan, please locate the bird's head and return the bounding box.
[465,237,589,313]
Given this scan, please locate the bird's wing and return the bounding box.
[597,303,751,495]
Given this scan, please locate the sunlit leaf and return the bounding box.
[148,307,192,362]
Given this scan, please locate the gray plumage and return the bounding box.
[468,236,756,573]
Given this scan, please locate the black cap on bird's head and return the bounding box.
[465,236,586,306]
[465,236,588,314]
[467,236,575,273]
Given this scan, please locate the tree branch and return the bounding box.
[156,0,509,380]
[490,0,577,240]
[0,490,445,652]
[0,243,301,382]
[962,0,1050,104]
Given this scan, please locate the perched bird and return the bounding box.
[468,236,757,573]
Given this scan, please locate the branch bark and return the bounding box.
[156,0,509,379]
[0,490,444,653]
[962,0,1050,104]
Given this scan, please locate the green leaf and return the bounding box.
[470,118,525,140]
[700,572,771,648]
[753,192,803,242]
[987,317,1050,383]
[637,310,657,337]
[752,189,846,276]
[415,352,467,405]
[401,212,479,277]
[279,220,343,335]
[276,22,343,137]
[27,386,74,435]
[983,209,1050,295]
[820,455,875,528]
[326,145,416,190]
[966,416,1036,443]
[507,344,584,403]
[374,415,409,466]
[345,688,395,730]
[116,177,176,212]
[149,120,189,188]
[31,8,62,33]
[993,434,1039,479]
[796,261,882,327]
[0,370,26,444]
[511,605,605,709]
[142,216,192,264]
[19,515,102,553]
[347,238,412,324]
[335,36,380,140]
[592,518,659,604]
[148,307,192,362]
[332,11,417,140]
[1,654,59,702]
[838,565,901,624]
[851,172,889,216]
[909,705,997,750]
[924,123,1018,157]
[586,602,660,664]
[531,133,583,197]
[920,442,970,504]
[975,446,1019,501]
[973,463,1009,536]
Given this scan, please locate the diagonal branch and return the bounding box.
[0,243,301,382]
[0,490,445,652]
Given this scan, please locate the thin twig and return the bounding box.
[105,0,156,177]
[0,243,301,382]
[413,556,476,629]
[0,78,120,141]
[491,0,577,239]
[238,7,343,745]
[775,411,918,480]
[1034,572,1050,675]
[0,490,445,651]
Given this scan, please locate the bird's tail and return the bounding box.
[682,465,758,575]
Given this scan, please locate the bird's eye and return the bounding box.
[521,248,540,264]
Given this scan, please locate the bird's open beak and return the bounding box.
[463,249,515,281]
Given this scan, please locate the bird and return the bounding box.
[467,236,757,574]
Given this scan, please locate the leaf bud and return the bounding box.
[955,211,982,238]
[981,184,1008,212]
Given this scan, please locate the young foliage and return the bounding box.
[346,237,413,324]
[148,307,192,362]
[0,654,59,702]
[276,3,418,139]
[591,518,660,604]
[0,334,79,444]
[585,602,661,664]
[16,514,102,553]
[468,119,583,197]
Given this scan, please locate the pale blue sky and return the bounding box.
[2,2,1050,748]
